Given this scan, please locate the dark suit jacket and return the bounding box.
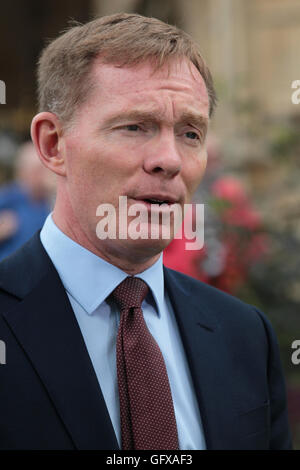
[0,232,292,450]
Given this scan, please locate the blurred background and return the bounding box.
[0,0,300,448]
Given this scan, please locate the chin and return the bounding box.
[120,236,171,257]
[93,220,176,265]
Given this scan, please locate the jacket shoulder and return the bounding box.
[164,266,270,333]
[0,231,52,299]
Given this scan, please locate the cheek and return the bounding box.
[64,134,139,206]
[63,145,100,208]
[65,137,102,184]
[184,154,207,195]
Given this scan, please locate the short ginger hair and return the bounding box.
[37,12,217,126]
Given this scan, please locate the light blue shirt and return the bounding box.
[40,214,206,450]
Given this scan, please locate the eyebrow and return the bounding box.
[103,109,209,132]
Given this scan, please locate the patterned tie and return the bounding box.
[111,276,179,450]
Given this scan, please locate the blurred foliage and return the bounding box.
[270,126,300,160]
[230,98,300,447]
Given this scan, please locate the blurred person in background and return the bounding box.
[0,141,54,260]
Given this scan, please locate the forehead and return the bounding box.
[88,57,209,117]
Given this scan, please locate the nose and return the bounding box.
[143,132,181,178]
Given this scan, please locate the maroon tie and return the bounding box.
[112,276,179,450]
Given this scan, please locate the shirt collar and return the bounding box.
[40,213,164,316]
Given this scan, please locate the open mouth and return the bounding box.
[131,194,179,206]
[143,198,172,206]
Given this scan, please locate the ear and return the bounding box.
[31,112,66,177]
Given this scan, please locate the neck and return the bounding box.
[52,204,161,275]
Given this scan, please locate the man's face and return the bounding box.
[61,57,209,261]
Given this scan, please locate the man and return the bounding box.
[0,142,53,260]
[0,13,292,450]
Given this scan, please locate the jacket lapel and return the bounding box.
[164,267,240,450]
[1,233,119,450]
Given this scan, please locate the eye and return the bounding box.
[185,131,199,140]
[125,124,141,132]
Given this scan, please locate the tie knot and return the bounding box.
[112,277,149,310]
